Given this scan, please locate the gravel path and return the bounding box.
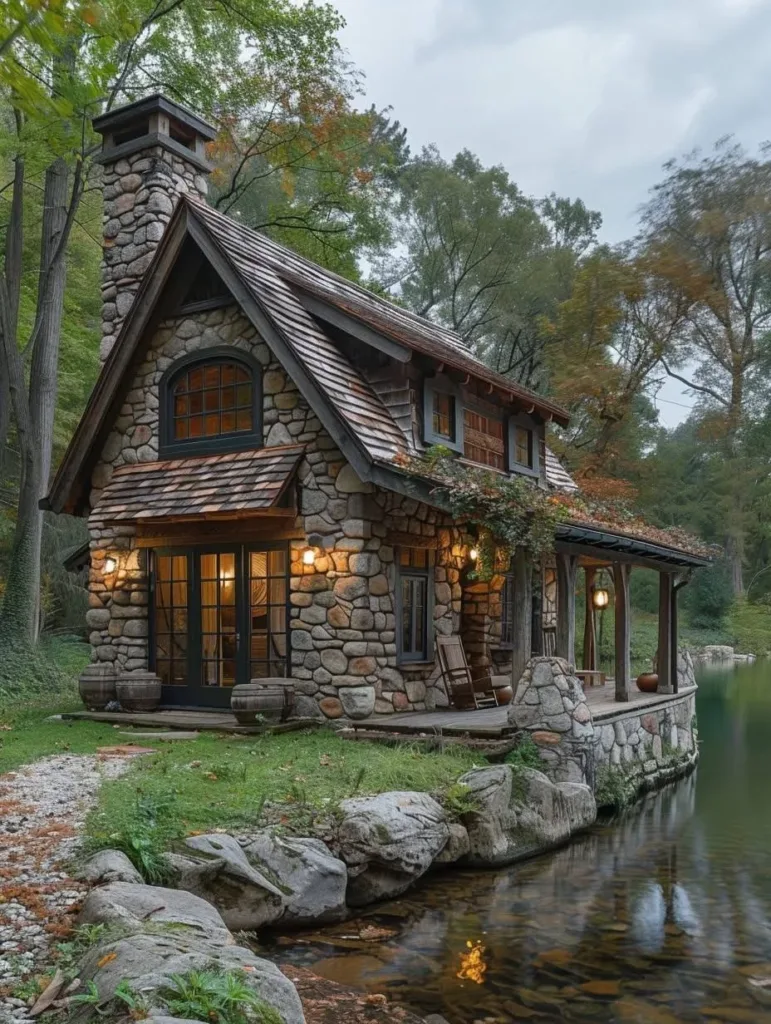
[0,753,132,1022]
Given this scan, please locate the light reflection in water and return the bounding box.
[265,664,771,1023]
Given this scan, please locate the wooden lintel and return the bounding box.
[136,519,305,548]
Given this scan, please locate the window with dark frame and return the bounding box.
[162,353,261,456]
[432,391,456,442]
[512,423,533,469]
[397,547,433,663]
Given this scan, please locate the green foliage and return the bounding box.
[595,765,637,811]
[159,969,283,1024]
[102,793,176,884]
[440,782,479,819]
[630,569,659,615]
[728,600,771,656]
[505,734,542,772]
[403,447,562,579]
[0,634,89,705]
[683,561,734,628]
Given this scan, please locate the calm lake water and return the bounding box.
[264,662,771,1023]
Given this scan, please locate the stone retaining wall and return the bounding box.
[507,657,699,803]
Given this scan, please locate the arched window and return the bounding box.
[160,350,261,457]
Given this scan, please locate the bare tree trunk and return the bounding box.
[1,158,69,642]
[0,153,24,480]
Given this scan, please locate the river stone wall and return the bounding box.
[506,656,698,801]
[100,145,208,362]
[87,306,486,717]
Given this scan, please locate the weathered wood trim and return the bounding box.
[613,562,631,702]
[583,566,597,672]
[386,531,440,549]
[556,552,578,665]
[658,572,674,694]
[136,519,304,548]
[292,288,412,364]
[511,546,533,686]
[44,210,194,514]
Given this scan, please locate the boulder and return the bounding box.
[78,882,232,944]
[164,833,285,931]
[78,849,143,885]
[79,932,304,1024]
[245,833,347,926]
[336,792,450,906]
[457,765,596,867]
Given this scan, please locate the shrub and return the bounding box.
[159,969,284,1024]
[505,734,542,771]
[440,781,479,818]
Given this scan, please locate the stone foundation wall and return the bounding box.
[87,307,480,717]
[507,657,699,801]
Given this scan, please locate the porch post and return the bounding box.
[671,580,679,694]
[556,552,578,666]
[583,566,597,671]
[658,571,674,694]
[613,562,631,702]
[511,546,533,685]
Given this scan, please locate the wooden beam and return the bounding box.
[658,572,674,694]
[671,582,679,694]
[511,546,533,686]
[293,288,413,364]
[556,552,578,666]
[613,562,631,702]
[583,566,597,671]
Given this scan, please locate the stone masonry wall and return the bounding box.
[100,146,208,362]
[87,306,475,717]
[507,656,698,799]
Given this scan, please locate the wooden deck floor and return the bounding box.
[61,684,697,739]
[351,683,698,737]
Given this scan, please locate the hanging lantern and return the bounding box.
[592,584,610,610]
[469,547,479,562]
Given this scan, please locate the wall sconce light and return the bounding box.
[469,547,479,562]
[592,585,610,610]
[104,556,117,574]
[302,547,316,566]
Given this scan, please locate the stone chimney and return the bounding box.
[93,94,217,361]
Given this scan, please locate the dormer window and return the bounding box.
[160,350,261,457]
[423,379,463,452]
[507,415,539,477]
[432,391,456,442]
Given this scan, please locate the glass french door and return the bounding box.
[151,543,288,708]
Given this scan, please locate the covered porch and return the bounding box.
[515,523,710,704]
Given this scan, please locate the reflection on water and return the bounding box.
[265,663,771,1022]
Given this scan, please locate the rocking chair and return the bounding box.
[435,635,502,710]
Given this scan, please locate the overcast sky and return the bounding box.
[332,0,771,426]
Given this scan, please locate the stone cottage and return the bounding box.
[45,95,708,720]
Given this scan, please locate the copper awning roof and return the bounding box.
[91,445,303,522]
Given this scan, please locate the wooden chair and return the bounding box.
[435,635,501,710]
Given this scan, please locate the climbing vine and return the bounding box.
[394,446,565,580]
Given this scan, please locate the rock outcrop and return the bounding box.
[457,765,596,867]
[335,791,451,906]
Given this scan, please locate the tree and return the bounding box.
[0,0,357,650]
[545,248,681,486]
[640,140,771,592]
[375,148,600,389]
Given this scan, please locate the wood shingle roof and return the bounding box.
[90,446,303,522]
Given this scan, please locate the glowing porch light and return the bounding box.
[592,586,610,610]
[302,547,316,566]
[469,547,479,562]
[104,557,117,574]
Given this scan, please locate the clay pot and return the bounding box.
[494,685,514,706]
[636,672,659,694]
[116,671,162,712]
[78,663,116,711]
[232,680,295,725]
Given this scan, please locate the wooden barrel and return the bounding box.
[251,678,296,721]
[78,664,116,711]
[231,682,290,725]
[116,671,162,712]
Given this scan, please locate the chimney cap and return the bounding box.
[93,93,217,142]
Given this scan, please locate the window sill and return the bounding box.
[398,659,436,669]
